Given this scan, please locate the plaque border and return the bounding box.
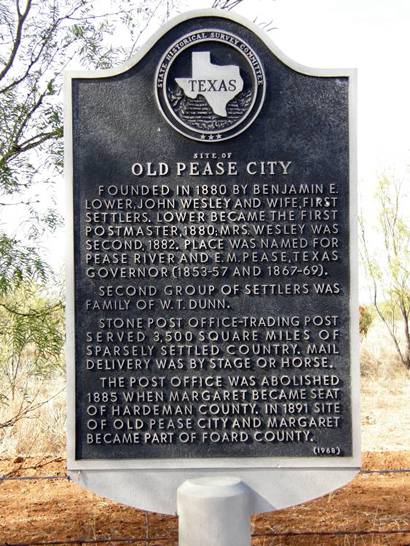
[65,9,359,476]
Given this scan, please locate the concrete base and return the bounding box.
[177,476,251,546]
[71,467,359,514]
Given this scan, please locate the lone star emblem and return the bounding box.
[155,29,266,142]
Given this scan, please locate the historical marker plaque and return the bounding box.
[66,10,359,513]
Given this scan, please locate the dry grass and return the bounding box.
[0,318,409,457]
[360,319,410,452]
[0,318,409,546]
[0,373,66,457]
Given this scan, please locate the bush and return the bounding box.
[359,305,374,337]
[0,282,64,452]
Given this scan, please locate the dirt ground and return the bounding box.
[2,327,410,546]
[1,451,409,546]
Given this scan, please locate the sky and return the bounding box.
[42,0,410,292]
[186,0,410,183]
[273,0,410,184]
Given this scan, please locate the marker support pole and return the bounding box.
[177,476,252,546]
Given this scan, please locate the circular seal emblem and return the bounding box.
[155,30,266,142]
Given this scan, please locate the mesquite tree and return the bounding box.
[0,0,251,288]
[1,0,253,439]
[0,0,169,287]
[360,175,410,369]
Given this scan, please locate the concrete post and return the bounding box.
[177,476,252,546]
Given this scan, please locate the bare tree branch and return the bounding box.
[360,215,407,365]
[0,387,64,430]
[212,0,244,10]
[360,175,410,369]
[0,0,32,82]
[128,0,162,57]
[0,300,63,317]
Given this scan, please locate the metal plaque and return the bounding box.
[65,10,359,513]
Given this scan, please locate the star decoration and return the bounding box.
[199,133,224,141]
